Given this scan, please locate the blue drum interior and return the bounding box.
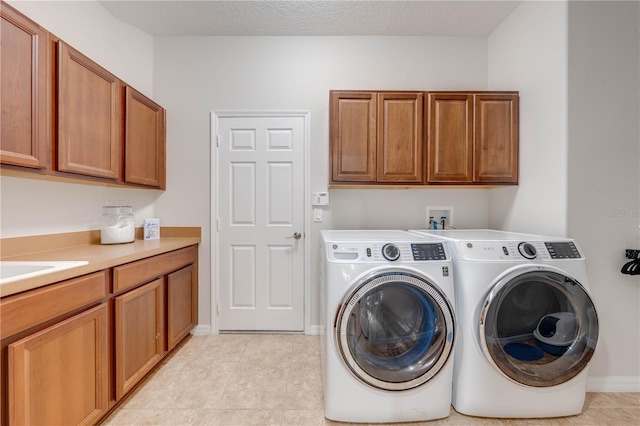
[337,273,455,390]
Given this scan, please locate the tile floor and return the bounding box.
[103,334,639,426]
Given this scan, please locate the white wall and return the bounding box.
[566,1,640,389]
[1,0,158,239]
[152,36,492,330]
[488,0,640,389]
[5,0,154,96]
[487,0,569,236]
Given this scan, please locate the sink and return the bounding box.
[0,261,89,285]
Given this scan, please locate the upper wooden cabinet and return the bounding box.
[427,92,519,185]
[125,87,166,189]
[377,92,424,183]
[427,93,474,182]
[330,91,424,184]
[330,91,377,182]
[0,4,49,170]
[57,41,123,180]
[473,94,519,184]
[0,2,167,189]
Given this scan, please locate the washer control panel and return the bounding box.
[411,243,447,261]
[327,242,448,262]
[545,242,581,259]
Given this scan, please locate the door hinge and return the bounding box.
[216,219,220,231]
[216,134,220,147]
[217,302,220,316]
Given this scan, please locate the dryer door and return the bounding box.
[335,271,455,391]
[479,266,598,387]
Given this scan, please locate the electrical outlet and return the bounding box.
[426,206,454,229]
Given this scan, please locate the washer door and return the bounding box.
[479,266,598,387]
[335,271,455,391]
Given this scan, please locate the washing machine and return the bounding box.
[409,229,599,418]
[320,230,456,423]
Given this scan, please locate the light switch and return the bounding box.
[314,208,323,223]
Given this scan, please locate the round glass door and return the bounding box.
[479,266,598,387]
[335,271,455,391]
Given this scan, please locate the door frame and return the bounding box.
[210,110,311,334]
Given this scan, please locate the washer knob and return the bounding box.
[518,242,537,259]
[382,243,401,261]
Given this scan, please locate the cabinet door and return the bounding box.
[377,92,424,183]
[0,4,49,170]
[125,86,166,189]
[427,93,473,183]
[8,304,108,426]
[167,264,197,350]
[330,91,377,182]
[474,94,519,184]
[57,41,122,180]
[114,278,164,400]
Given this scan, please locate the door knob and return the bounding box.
[287,232,302,240]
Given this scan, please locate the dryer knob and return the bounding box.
[382,243,401,261]
[518,242,537,259]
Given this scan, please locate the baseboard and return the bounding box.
[306,325,323,335]
[190,324,321,336]
[191,324,213,335]
[587,376,640,392]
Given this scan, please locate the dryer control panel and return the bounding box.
[455,241,583,261]
[326,242,447,263]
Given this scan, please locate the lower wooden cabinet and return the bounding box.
[0,244,198,425]
[7,303,109,425]
[167,264,197,350]
[114,278,165,400]
[112,246,198,401]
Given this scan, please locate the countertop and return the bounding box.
[0,227,201,297]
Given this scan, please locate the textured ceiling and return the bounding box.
[98,0,522,37]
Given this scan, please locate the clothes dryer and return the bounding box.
[320,230,456,423]
[409,229,598,418]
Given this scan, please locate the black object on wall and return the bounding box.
[621,250,640,275]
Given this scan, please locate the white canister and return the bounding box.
[101,204,135,244]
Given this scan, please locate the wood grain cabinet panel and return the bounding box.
[427,93,473,182]
[125,86,166,189]
[167,264,197,350]
[330,91,377,182]
[114,278,165,400]
[0,3,49,170]
[474,94,519,184]
[330,90,424,184]
[113,246,196,293]
[427,92,518,184]
[8,303,109,426]
[0,270,107,337]
[57,41,122,180]
[377,92,423,183]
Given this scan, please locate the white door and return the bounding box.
[214,113,306,331]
